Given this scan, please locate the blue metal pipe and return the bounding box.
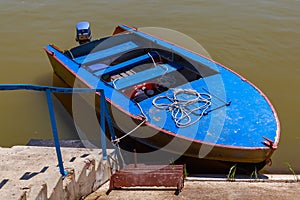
[0,84,103,93]
[100,90,108,160]
[0,84,117,177]
[45,89,67,177]
[102,91,124,168]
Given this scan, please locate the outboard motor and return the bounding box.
[76,21,92,45]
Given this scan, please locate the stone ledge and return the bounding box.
[0,145,116,200]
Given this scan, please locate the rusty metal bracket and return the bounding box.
[106,164,184,195]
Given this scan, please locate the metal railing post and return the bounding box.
[100,90,108,160]
[0,84,122,176]
[45,89,67,177]
[101,90,124,168]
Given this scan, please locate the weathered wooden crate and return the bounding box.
[107,164,184,195]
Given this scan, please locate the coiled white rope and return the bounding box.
[152,88,212,128]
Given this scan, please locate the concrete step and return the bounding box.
[0,145,117,200]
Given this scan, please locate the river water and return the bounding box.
[0,0,299,173]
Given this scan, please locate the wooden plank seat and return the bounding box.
[93,53,157,76]
[74,41,139,65]
[109,63,182,90]
[87,63,109,72]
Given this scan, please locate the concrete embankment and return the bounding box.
[0,145,116,199]
[85,174,300,200]
[1,144,300,200]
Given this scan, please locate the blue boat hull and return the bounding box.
[44,24,280,169]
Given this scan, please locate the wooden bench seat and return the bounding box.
[74,41,138,65]
[93,53,155,76]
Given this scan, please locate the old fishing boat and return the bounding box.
[44,22,280,171]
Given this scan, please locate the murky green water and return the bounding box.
[0,0,299,173]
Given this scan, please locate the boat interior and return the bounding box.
[63,33,219,102]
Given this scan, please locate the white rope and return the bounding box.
[112,52,163,90]
[110,52,168,142]
[136,101,149,121]
[112,78,119,89]
[67,50,75,60]
[147,52,157,68]
[112,118,147,143]
[147,52,168,76]
[152,88,212,128]
[112,102,148,143]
